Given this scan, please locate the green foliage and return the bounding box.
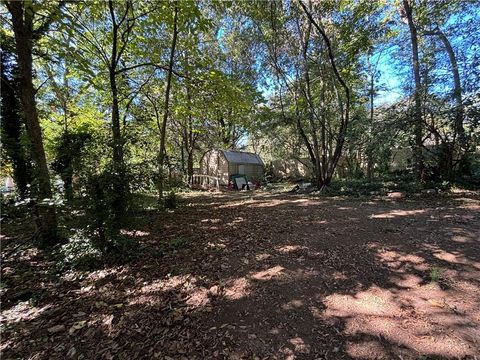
[320,176,422,197]
[84,165,133,256]
[164,190,178,209]
[429,267,441,283]
[0,31,32,198]
[52,230,102,272]
[2,0,478,261]
[51,131,92,200]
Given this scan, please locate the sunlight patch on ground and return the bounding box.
[206,241,226,249]
[370,209,426,219]
[346,339,389,359]
[120,229,150,237]
[276,245,308,253]
[200,218,222,230]
[0,303,52,326]
[324,279,480,359]
[422,243,480,269]
[247,199,292,208]
[223,277,250,300]
[446,227,479,243]
[451,234,471,243]
[255,253,271,261]
[346,316,474,359]
[324,287,395,317]
[251,266,285,281]
[226,217,245,226]
[288,337,311,354]
[377,250,429,272]
[281,299,304,310]
[200,218,221,223]
[390,273,425,289]
[141,275,193,293]
[331,271,348,280]
[432,249,470,265]
[186,287,210,308]
[337,206,355,210]
[291,198,322,206]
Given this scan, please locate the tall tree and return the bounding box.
[298,0,351,188]
[5,1,59,246]
[401,0,424,180]
[424,27,465,145]
[157,5,178,201]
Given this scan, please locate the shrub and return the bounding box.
[429,267,441,283]
[52,230,102,272]
[84,165,133,257]
[164,190,177,209]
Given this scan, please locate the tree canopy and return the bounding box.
[1,0,479,249]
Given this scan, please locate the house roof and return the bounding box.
[220,150,263,165]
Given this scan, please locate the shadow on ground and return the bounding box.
[1,190,479,359]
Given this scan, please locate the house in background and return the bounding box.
[270,158,312,180]
[200,149,264,185]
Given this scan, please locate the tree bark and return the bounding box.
[425,29,465,149]
[184,54,197,181]
[158,6,178,202]
[367,68,375,181]
[300,17,323,188]
[107,0,132,225]
[403,0,424,180]
[108,0,124,174]
[298,0,351,188]
[7,1,58,246]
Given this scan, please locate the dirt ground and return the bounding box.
[1,190,480,359]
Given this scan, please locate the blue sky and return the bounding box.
[373,52,403,106]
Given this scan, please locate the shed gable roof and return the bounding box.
[220,150,263,165]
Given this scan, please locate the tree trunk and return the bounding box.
[436,30,464,147]
[109,68,124,172]
[425,28,465,178]
[187,151,194,180]
[107,0,129,226]
[298,0,351,188]
[367,71,375,181]
[7,2,58,246]
[158,6,178,202]
[403,0,424,181]
[184,55,196,182]
[301,17,323,189]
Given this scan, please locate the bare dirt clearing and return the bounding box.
[2,191,480,359]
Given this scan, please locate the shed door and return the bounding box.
[238,164,245,175]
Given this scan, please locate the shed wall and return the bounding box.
[217,152,229,184]
[201,150,264,185]
[231,163,263,182]
[201,150,218,177]
[201,150,229,184]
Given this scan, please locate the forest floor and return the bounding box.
[1,189,480,359]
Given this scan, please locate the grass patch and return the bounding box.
[429,267,442,283]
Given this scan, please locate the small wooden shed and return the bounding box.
[200,149,264,185]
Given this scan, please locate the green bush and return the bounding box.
[84,165,134,257]
[52,230,102,272]
[164,190,177,209]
